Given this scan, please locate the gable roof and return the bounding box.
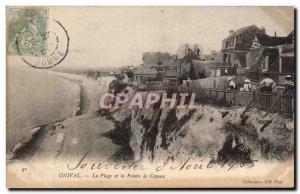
[224,25,258,40]
[255,33,288,47]
[286,30,294,44]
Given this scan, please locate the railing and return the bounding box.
[280,95,294,115]
[254,93,273,111]
[142,85,294,117]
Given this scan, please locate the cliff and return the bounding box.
[100,88,294,166]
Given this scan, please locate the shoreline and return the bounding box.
[7,70,83,160]
[7,70,115,162]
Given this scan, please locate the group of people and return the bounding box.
[228,75,294,94]
[182,75,294,96]
[228,77,253,92]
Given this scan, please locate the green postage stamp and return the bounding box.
[7,8,48,56]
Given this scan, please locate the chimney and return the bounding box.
[229,29,234,35]
[184,43,189,55]
[274,30,277,37]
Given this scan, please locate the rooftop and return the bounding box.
[224,25,258,40]
[254,33,288,47]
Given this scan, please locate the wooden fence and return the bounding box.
[144,85,294,117]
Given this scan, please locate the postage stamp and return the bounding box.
[8,8,69,69]
[8,8,48,56]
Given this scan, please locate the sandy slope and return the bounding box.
[6,67,80,152]
[23,72,118,161]
[7,68,118,161]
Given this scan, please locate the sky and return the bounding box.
[49,6,294,68]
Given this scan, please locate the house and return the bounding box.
[221,25,266,74]
[190,60,215,79]
[246,32,288,69]
[247,30,294,84]
[185,60,236,79]
[177,45,201,82]
[164,69,178,85]
[177,43,200,59]
[210,65,237,77]
[279,31,294,81]
[142,52,178,81]
[133,68,158,85]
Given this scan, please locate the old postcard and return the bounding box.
[6,6,295,188]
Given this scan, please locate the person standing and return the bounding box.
[284,75,294,97]
[243,79,252,92]
[260,78,275,93]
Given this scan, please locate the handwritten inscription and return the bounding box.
[67,151,257,172]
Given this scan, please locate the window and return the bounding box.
[264,56,269,70]
[216,69,221,77]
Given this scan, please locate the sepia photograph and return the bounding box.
[6,6,295,188]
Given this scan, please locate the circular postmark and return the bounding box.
[16,19,69,69]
